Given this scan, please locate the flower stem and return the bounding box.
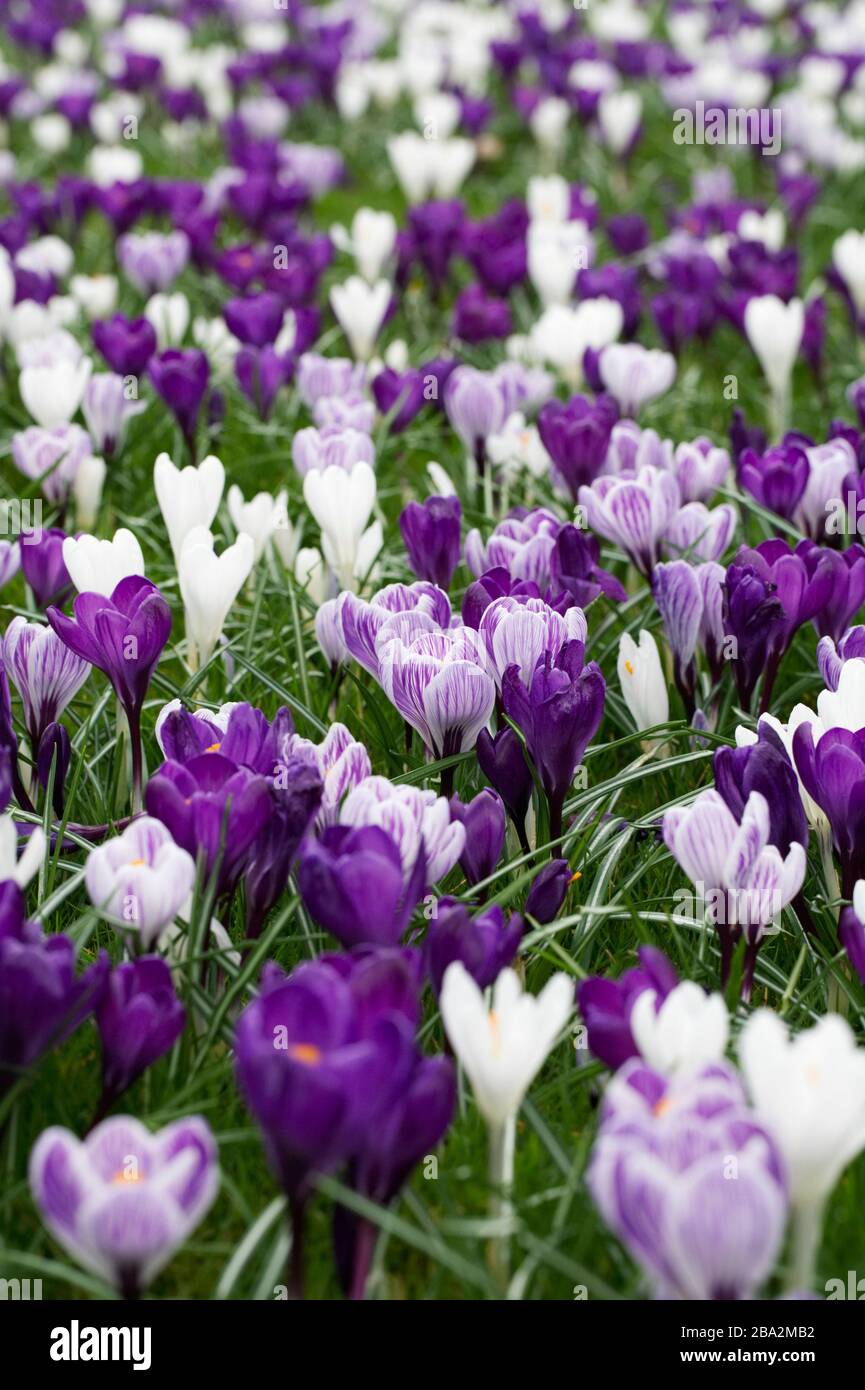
[487,1112,516,1289]
[787,1200,822,1295]
[349,1218,378,1301]
[127,704,143,815]
[287,1196,306,1300]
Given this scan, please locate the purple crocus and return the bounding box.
[29,1114,218,1297]
[91,314,157,377]
[578,946,679,1070]
[47,577,171,805]
[451,284,512,343]
[797,539,865,643]
[714,727,808,860]
[149,349,210,457]
[476,725,534,850]
[19,527,73,609]
[652,561,726,712]
[722,558,786,713]
[297,824,426,949]
[839,882,865,984]
[234,952,419,1292]
[0,883,109,1099]
[549,524,628,609]
[738,444,810,521]
[817,625,865,690]
[399,495,461,590]
[94,957,185,1118]
[223,291,285,347]
[502,641,606,840]
[144,753,272,898]
[536,392,618,502]
[793,724,865,896]
[525,857,572,924]
[244,758,323,939]
[588,1061,787,1300]
[424,898,523,997]
[449,788,507,887]
[235,346,294,420]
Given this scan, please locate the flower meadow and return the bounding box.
[5,0,865,1315]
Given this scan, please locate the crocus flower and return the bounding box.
[578,945,679,1070]
[47,577,171,805]
[0,883,109,1098]
[579,466,681,577]
[3,616,90,748]
[502,641,605,839]
[154,451,225,567]
[652,561,713,712]
[629,981,729,1078]
[664,501,737,565]
[82,372,146,457]
[338,581,451,680]
[37,723,70,816]
[330,277,390,361]
[617,629,669,731]
[19,527,72,609]
[663,789,806,991]
[178,527,255,671]
[797,539,865,643]
[29,1115,218,1298]
[740,1009,865,1290]
[465,508,561,590]
[449,789,506,887]
[425,899,523,997]
[524,857,572,923]
[244,758,323,940]
[722,557,786,712]
[714,728,808,859]
[598,343,676,416]
[536,392,618,502]
[792,721,865,895]
[444,366,506,467]
[117,229,189,294]
[340,775,464,887]
[817,625,865,690]
[839,879,865,982]
[293,425,375,477]
[399,494,461,590]
[738,443,809,520]
[479,594,587,688]
[149,348,209,455]
[744,295,803,434]
[669,437,730,503]
[12,424,93,505]
[85,817,196,948]
[441,962,573,1128]
[283,723,371,827]
[298,823,426,949]
[303,461,382,593]
[588,1061,787,1301]
[95,957,185,1115]
[144,753,272,897]
[62,527,144,596]
[378,627,496,772]
[91,313,157,376]
[476,726,534,849]
[19,351,91,431]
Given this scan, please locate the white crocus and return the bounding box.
[19,354,91,429]
[62,527,144,596]
[295,547,330,607]
[740,1009,865,1291]
[597,89,642,155]
[530,96,570,160]
[743,295,803,437]
[154,452,225,567]
[145,291,189,348]
[226,484,289,563]
[630,982,729,1077]
[70,274,118,320]
[738,209,786,252]
[178,526,255,670]
[426,461,458,497]
[618,630,669,731]
[816,655,865,732]
[72,454,107,531]
[735,709,828,834]
[528,299,623,390]
[331,208,397,283]
[526,175,571,224]
[832,229,865,316]
[0,815,46,888]
[329,278,390,362]
[527,220,591,307]
[303,461,378,593]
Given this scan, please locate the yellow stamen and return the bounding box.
[112,1170,144,1185]
[288,1043,322,1065]
[205,741,221,753]
[570,871,582,883]
[653,1097,672,1117]
[128,858,145,867]
[624,660,634,676]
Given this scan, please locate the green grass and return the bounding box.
[2,15,865,1301]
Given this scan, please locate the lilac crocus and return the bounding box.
[578,945,679,1070]
[292,425,375,477]
[598,343,676,415]
[465,508,561,590]
[817,626,865,690]
[663,789,806,991]
[588,1061,787,1300]
[12,424,93,505]
[95,957,185,1116]
[669,437,730,503]
[378,627,496,779]
[92,314,157,377]
[399,495,461,590]
[83,372,146,457]
[449,789,506,887]
[3,615,90,748]
[298,824,426,949]
[145,753,272,898]
[48,577,171,804]
[29,1115,218,1297]
[652,561,725,710]
[84,817,196,949]
[0,883,109,1098]
[579,466,681,577]
[444,365,506,468]
[117,230,189,294]
[502,641,606,840]
[338,581,451,680]
[283,722,371,826]
[149,349,209,456]
[664,501,737,564]
[479,593,587,687]
[424,898,523,997]
[792,724,865,896]
[536,392,618,501]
